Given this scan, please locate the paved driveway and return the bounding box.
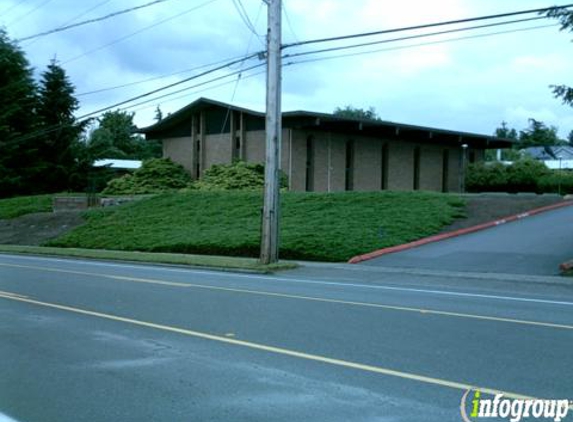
[363,205,573,276]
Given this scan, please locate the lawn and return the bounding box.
[47,191,465,262]
[0,194,53,219]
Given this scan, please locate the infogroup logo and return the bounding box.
[460,390,571,422]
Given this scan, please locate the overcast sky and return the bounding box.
[1,0,573,137]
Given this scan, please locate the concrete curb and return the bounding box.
[349,200,573,264]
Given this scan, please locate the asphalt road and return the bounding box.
[1,254,573,421]
[365,205,573,276]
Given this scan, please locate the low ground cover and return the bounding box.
[47,191,465,262]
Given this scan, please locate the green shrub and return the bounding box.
[537,172,573,195]
[192,161,288,191]
[102,158,191,195]
[505,158,550,193]
[466,162,508,192]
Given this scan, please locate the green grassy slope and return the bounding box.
[0,195,53,219]
[47,191,465,262]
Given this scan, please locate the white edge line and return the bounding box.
[1,254,572,307]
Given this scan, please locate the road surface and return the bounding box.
[1,254,572,421]
[365,205,573,275]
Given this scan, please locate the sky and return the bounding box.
[1,0,573,138]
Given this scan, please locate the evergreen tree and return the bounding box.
[0,29,39,197]
[87,110,161,160]
[518,119,563,147]
[547,8,573,106]
[36,59,85,192]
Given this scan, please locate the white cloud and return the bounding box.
[1,0,572,137]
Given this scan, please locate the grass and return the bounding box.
[0,194,53,219]
[0,245,296,273]
[47,191,466,262]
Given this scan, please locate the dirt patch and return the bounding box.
[0,212,85,246]
[441,194,566,233]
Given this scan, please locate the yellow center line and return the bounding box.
[0,291,547,403]
[1,262,572,331]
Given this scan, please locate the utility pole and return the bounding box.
[260,0,282,264]
[261,0,282,264]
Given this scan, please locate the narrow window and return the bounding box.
[305,136,314,192]
[469,151,476,164]
[413,146,421,190]
[442,149,449,193]
[233,136,241,161]
[381,143,389,190]
[345,140,354,191]
[195,139,201,178]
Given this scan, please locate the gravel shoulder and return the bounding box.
[440,194,566,233]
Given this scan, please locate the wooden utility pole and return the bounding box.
[260,0,282,264]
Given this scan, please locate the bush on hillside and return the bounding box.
[537,172,573,195]
[191,161,288,191]
[505,158,550,193]
[466,158,554,193]
[465,162,508,192]
[102,158,191,195]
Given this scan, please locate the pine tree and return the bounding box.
[0,29,39,197]
[36,59,85,192]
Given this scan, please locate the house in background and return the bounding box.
[523,146,573,170]
[139,98,513,193]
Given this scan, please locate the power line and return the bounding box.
[23,0,114,47]
[282,0,299,43]
[16,0,174,42]
[76,53,256,97]
[283,23,558,68]
[220,0,265,134]
[0,0,33,19]
[129,69,265,114]
[283,16,547,60]
[230,0,260,37]
[7,0,56,26]
[281,3,573,49]
[116,63,264,113]
[61,0,220,65]
[76,54,262,119]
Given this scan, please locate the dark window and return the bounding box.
[233,136,241,161]
[413,146,421,190]
[305,136,314,192]
[195,139,201,178]
[469,151,476,164]
[442,149,449,193]
[381,143,389,190]
[345,140,355,191]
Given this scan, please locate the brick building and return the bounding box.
[139,98,512,192]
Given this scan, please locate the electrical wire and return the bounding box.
[129,69,265,114]
[282,23,558,68]
[0,0,33,19]
[61,0,220,65]
[231,0,259,36]
[7,0,56,26]
[16,0,173,42]
[281,3,573,49]
[76,54,262,118]
[282,0,299,43]
[22,0,114,47]
[283,16,547,60]
[76,53,257,97]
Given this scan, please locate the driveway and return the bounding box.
[363,205,573,276]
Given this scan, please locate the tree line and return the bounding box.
[0,29,161,199]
